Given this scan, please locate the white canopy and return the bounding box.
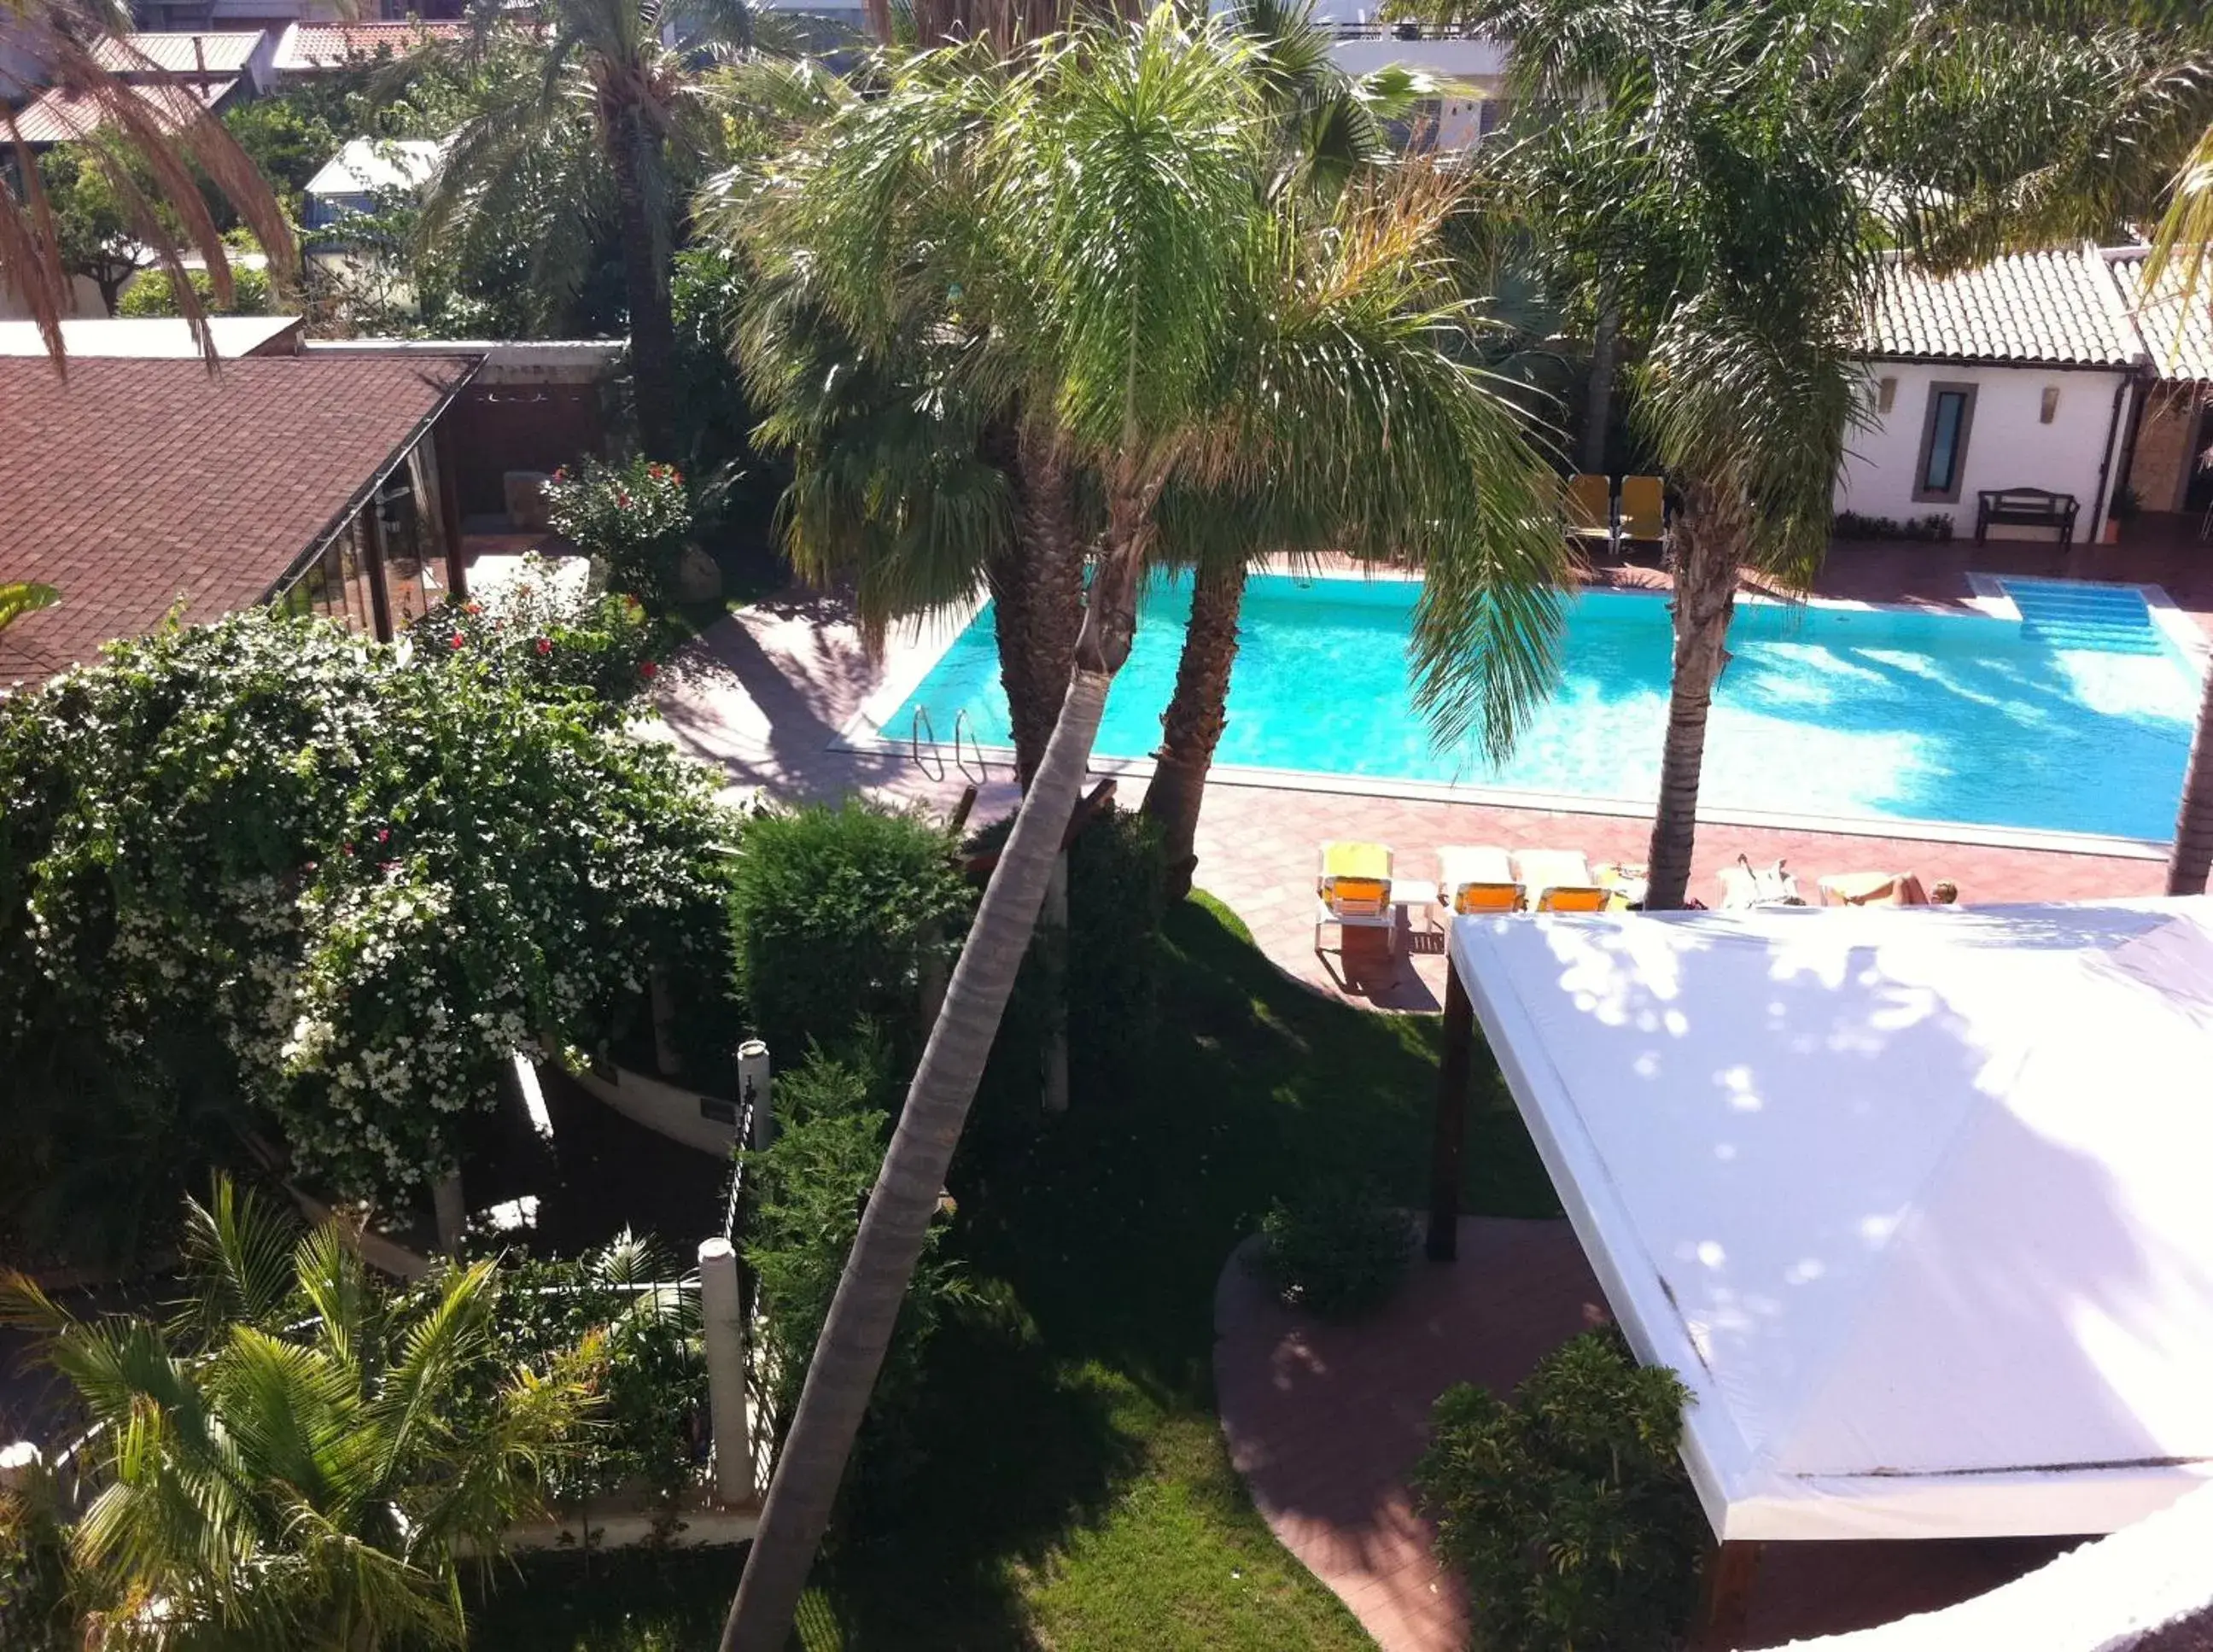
[1449,897,2213,1543]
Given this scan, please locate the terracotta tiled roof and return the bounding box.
[2108,248,2213,384]
[88,31,263,76]
[0,355,479,684]
[7,79,232,143]
[274,21,466,71]
[1865,247,2143,369]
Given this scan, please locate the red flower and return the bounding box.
[449,633,465,651]
[341,844,354,856]
[616,491,633,509]
[639,660,659,679]
[464,601,482,616]
[534,637,552,657]
[377,828,390,844]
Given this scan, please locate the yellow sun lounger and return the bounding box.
[1514,849,1610,914]
[1564,473,1616,552]
[1316,841,1434,954]
[1436,845,1523,915]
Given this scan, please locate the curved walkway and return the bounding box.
[1213,1219,1607,1652]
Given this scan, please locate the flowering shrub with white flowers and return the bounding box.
[410,555,665,719]
[544,457,693,606]
[0,603,735,1224]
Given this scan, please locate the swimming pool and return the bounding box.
[879,573,2204,844]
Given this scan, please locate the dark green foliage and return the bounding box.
[1416,1328,1707,1652]
[739,1044,967,1485]
[670,243,768,509]
[118,264,274,318]
[1831,510,1954,542]
[1252,1181,1415,1318]
[727,801,971,1061]
[0,1461,74,1652]
[482,1230,707,1504]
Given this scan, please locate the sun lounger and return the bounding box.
[1436,844,1524,915]
[1620,475,1667,555]
[1818,871,1930,907]
[1514,849,1611,914]
[1719,854,1804,908]
[1564,474,1616,552]
[1317,840,1430,954]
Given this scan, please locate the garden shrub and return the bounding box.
[1831,509,1953,543]
[1252,1180,1415,1317]
[1416,1328,1706,1652]
[118,264,274,318]
[727,802,970,1063]
[545,456,694,607]
[0,1458,74,1652]
[410,557,664,717]
[0,607,735,1236]
[739,1044,966,1473]
[484,1230,707,1505]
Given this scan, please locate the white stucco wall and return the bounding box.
[1834,359,2134,540]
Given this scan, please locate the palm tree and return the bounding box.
[717,15,1564,1646]
[1137,0,1428,896]
[1430,0,2212,909]
[1,1179,593,1649]
[419,1,806,455]
[0,581,59,632]
[2145,99,2213,890]
[2,0,293,363]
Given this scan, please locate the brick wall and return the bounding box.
[2128,384,2205,515]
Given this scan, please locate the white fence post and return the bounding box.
[738,1039,773,1147]
[697,1237,753,1504]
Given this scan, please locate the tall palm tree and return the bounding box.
[718,15,1565,1646]
[1137,0,1430,896]
[419,1,803,455]
[2,0,293,363]
[1428,0,2211,909]
[2144,73,2213,892]
[1,1178,593,1649]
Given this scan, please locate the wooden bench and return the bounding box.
[1975,487,2079,546]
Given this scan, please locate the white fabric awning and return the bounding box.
[1448,897,2213,1543]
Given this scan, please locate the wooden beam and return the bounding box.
[434,417,469,599]
[1691,1539,1762,1651]
[361,507,394,645]
[1427,951,1474,1262]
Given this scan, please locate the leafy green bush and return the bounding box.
[546,457,694,605]
[408,555,664,719]
[0,1456,74,1652]
[1416,1328,1706,1652]
[118,264,274,318]
[485,1230,706,1505]
[739,1045,966,1452]
[0,609,734,1228]
[1252,1181,1414,1317]
[728,802,970,1061]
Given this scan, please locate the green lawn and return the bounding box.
[471,891,1555,1650]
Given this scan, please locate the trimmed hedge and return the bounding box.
[1252,1182,1415,1318]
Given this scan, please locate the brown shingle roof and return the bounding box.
[1866,247,2143,369]
[273,21,466,71]
[0,355,479,684]
[2108,248,2213,384]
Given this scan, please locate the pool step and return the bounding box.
[2000,579,2168,656]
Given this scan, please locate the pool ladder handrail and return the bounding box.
[908,705,989,785]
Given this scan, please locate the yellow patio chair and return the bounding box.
[1317,840,1399,955]
[1619,475,1667,554]
[1437,844,1523,915]
[1564,473,1616,552]
[1515,848,1611,914]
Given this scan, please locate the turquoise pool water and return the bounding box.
[889,574,2203,840]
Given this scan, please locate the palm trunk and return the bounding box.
[720,515,1149,1652]
[2168,667,2213,894]
[1643,480,1745,910]
[1582,295,1618,476]
[1141,557,1247,900]
[985,425,1086,786]
[609,111,679,460]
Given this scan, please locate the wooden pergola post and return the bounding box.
[1691,1539,1762,1651]
[1427,950,1475,1262]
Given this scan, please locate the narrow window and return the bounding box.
[1914,382,1977,504]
